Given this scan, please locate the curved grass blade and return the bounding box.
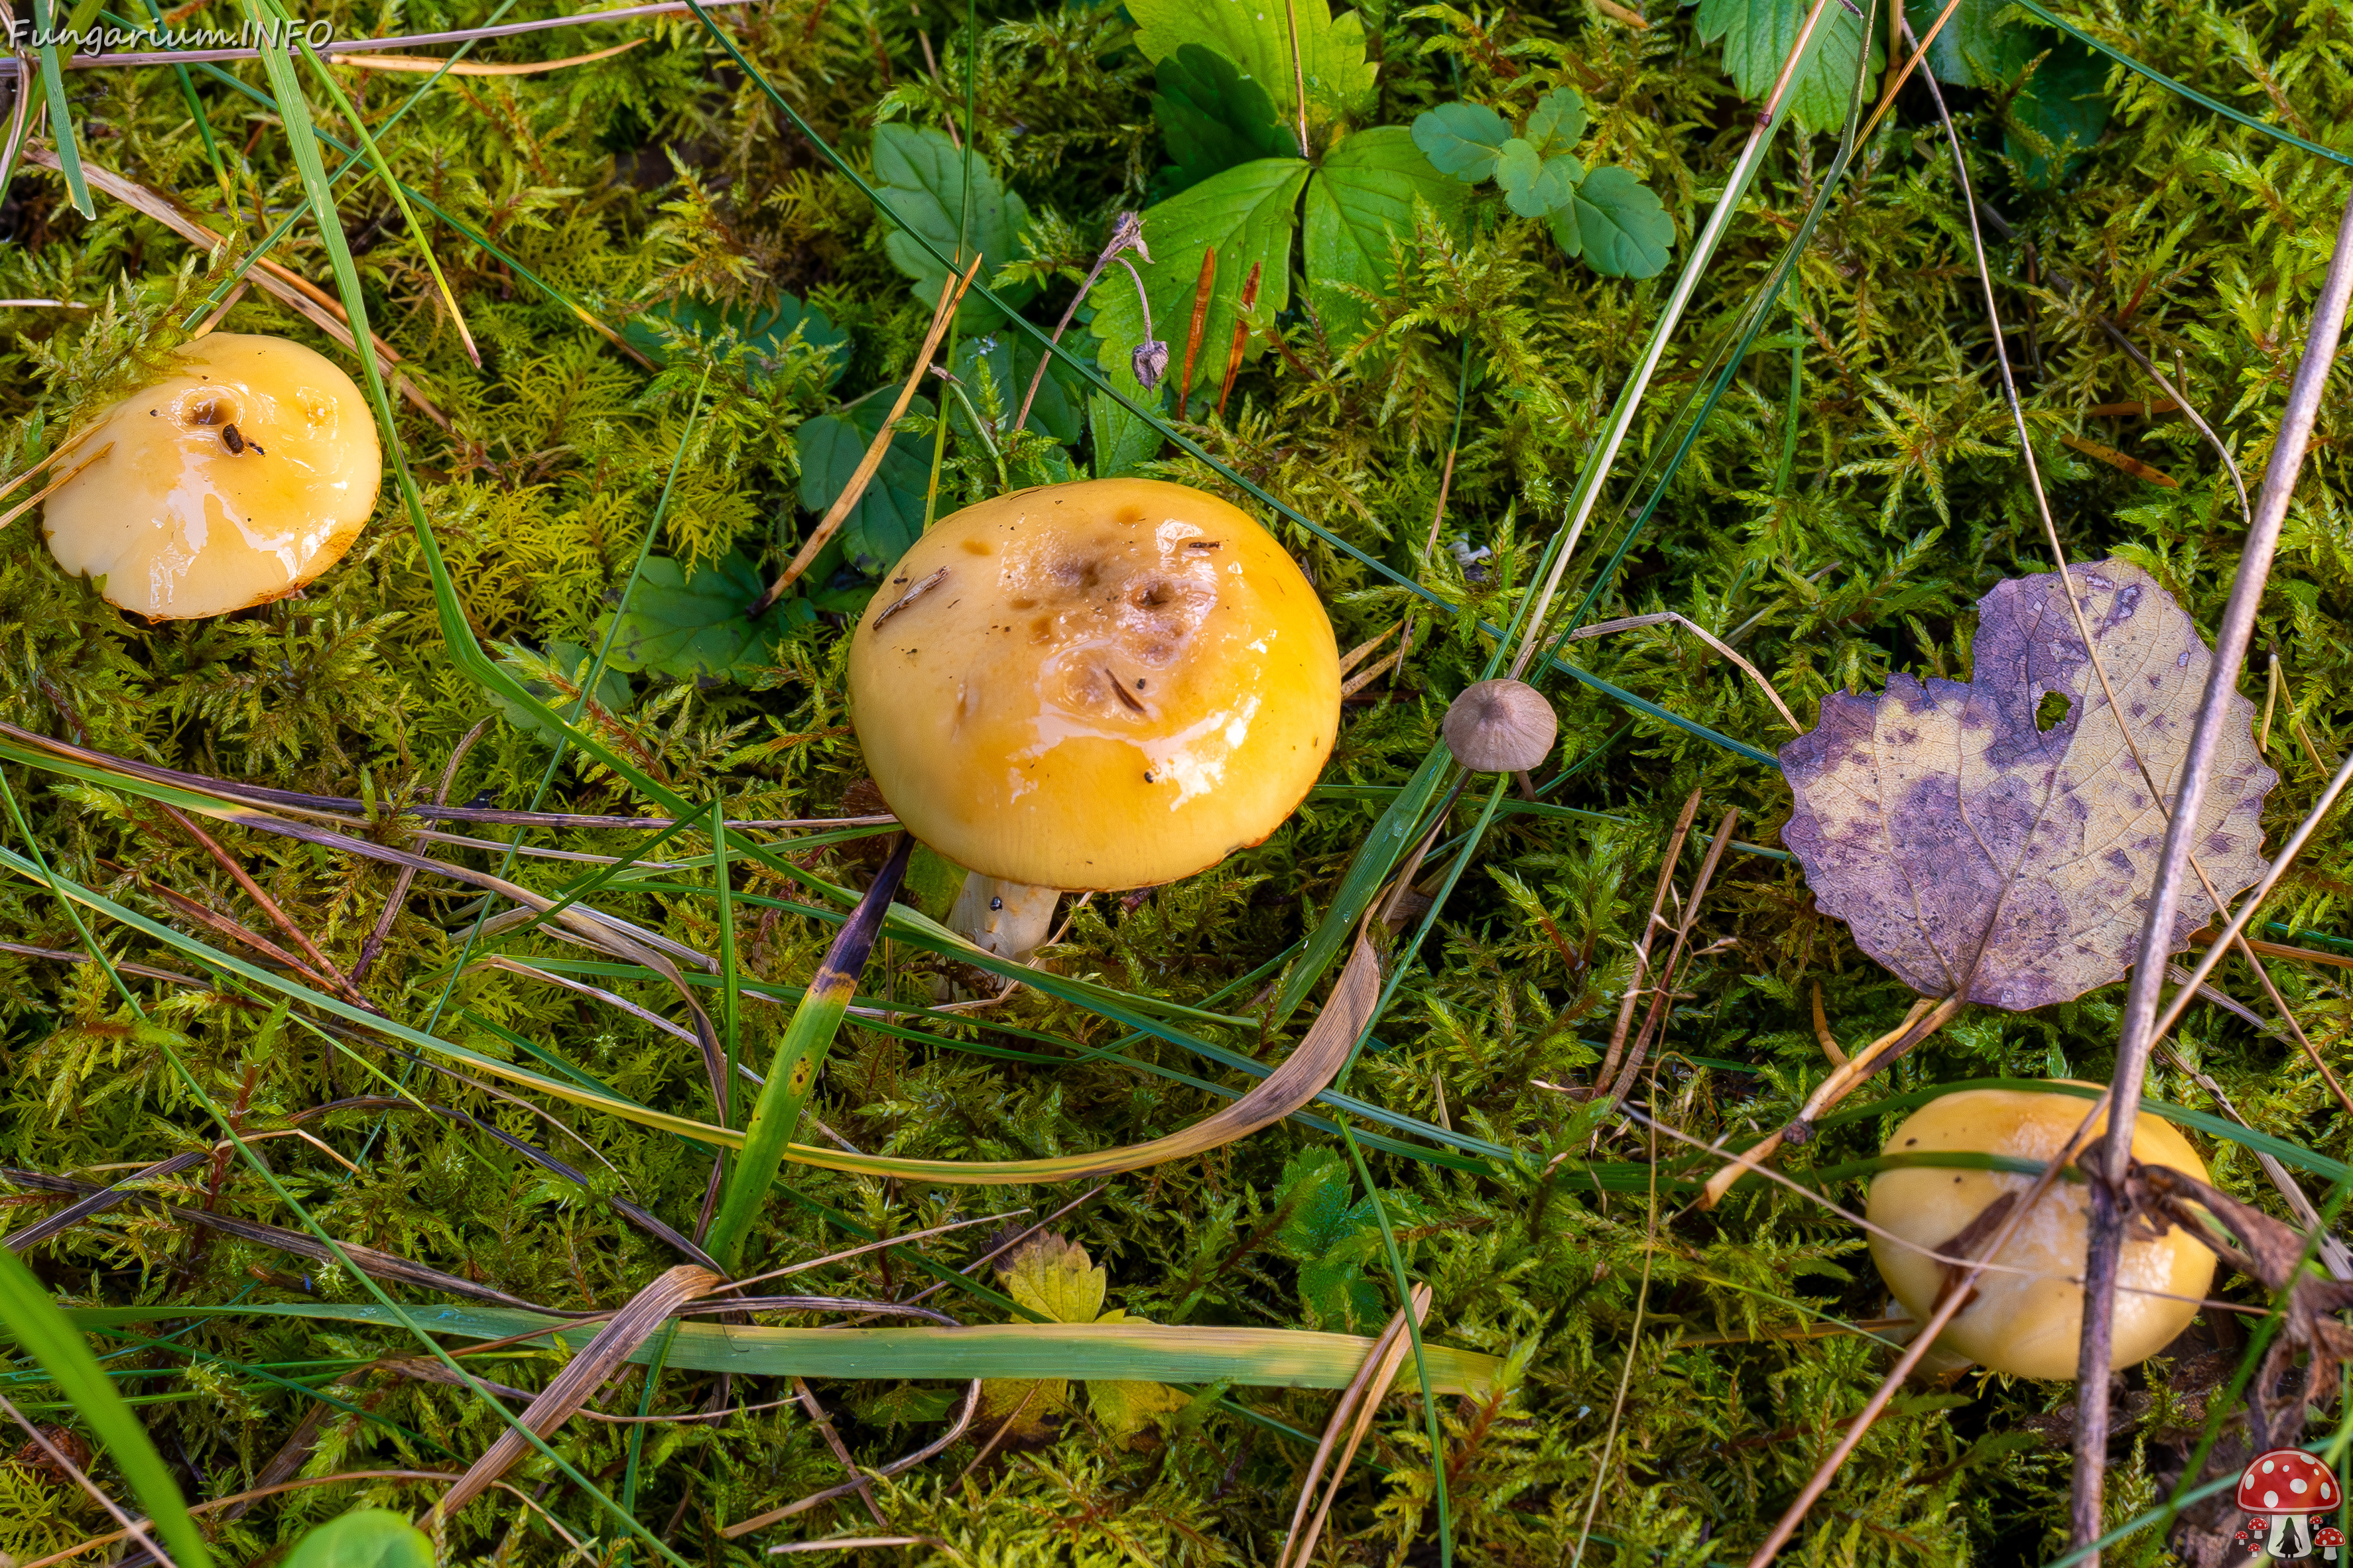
[60,1303,1505,1396]
[28,0,92,217]
[708,837,911,1270]
[0,1248,211,1567]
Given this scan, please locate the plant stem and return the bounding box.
[2070,187,2353,1558]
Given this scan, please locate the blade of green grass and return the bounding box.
[708,835,911,1270]
[27,0,92,217]
[0,1248,212,1566]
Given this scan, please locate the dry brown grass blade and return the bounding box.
[1566,613,1802,732]
[159,803,366,1006]
[1694,995,1951,1209]
[2058,432,2177,487]
[333,36,643,73]
[17,149,449,430]
[1594,788,1702,1093]
[724,1382,981,1538]
[1606,806,1740,1107]
[356,717,492,984]
[1277,1284,1432,1568]
[795,1376,891,1526]
[0,442,111,530]
[754,255,982,609]
[1,1167,560,1310]
[1180,244,1218,398]
[0,1390,174,1565]
[440,1264,722,1516]
[1808,983,1848,1065]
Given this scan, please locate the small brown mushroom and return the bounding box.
[1441,679,1557,772]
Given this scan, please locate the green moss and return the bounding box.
[0,0,2348,1559]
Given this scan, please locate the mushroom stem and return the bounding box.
[947,874,1060,964]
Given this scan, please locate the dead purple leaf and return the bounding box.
[1780,559,2276,1009]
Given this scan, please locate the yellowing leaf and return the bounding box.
[999,1232,1110,1324]
[1780,559,2277,1010]
[1089,1374,1192,1440]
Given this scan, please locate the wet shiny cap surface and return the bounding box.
[848,477,1341,890]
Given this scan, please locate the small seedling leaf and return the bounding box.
[1001,1232,1110,1324]
[1127,0,1378,127]
[1780,559,2277,1010]
[1523,87,1591,157]
[1549,166,1675,277]
[284,1512,434,1568]
[1691,0,1881,136]
[871,124,1037,330]
[1411,100,1511,183]
[1153,43,1297,195]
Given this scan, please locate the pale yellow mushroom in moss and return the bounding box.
[1867,1084,2216,1380]
[41,333,381,620]
[848,477,1341,963]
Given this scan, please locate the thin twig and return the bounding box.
[1567,613,1803,731]
[2072,185,2353,1557]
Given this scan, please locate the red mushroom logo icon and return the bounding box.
[2236,1449,2340,1558]
[2317,1523,2344,1562]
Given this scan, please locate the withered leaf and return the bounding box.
[1781,560,2275,1009]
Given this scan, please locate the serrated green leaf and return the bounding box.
[1127,0,1377,133]
[1304,125,1469,341]
[2005,38,2110,189]
[1088,158,1309,404]
[1411,100,1511,183]
[1903,0,2039,86]
[621,293,848,387]
[1002,1233,1110,1324]
[285,1512,434,1568]
[1692,0,1881,136]
[598,555,808,684]
[1549,165,1676,278]
[1153,43,1297,195]
[1298,1253,1387,1333]
[1523,87,1590,157]
[1271,1147,1358,1258]
[796,391,938,572]
[871,123,1036,330]
[1089,381,1165,476]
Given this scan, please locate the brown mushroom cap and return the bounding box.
[1442,679,1557,772]
[42,333,381,620]
[847,478,1340,891]
[1866,1084,2214,1380]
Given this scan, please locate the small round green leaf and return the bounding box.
[284,1512,435,1568]
[1522,87,1589,158]
[1492,138,1545,214]
[1550,165,1675,278]
[1410,101,1510,184]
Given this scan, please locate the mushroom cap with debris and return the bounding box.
[1866,1084,2215,1380]
[847,477,1340,892]
[42,333,381,620]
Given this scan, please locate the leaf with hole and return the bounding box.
[1692,0,1882,136]
[1127,0,1378,130]
[1779,560,2277,1010]
[1153,43,1297,196]
[871,124,1035,330]
[1548,166,1676,278]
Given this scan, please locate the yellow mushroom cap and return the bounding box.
[42,333,381,620]
[848,478,1340,892]
[1866,1084,2215,1380]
